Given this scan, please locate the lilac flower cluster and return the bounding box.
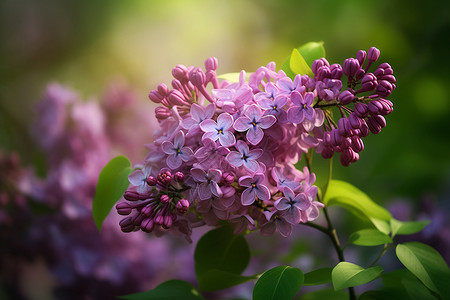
[117,47,394,240]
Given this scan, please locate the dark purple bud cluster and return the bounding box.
[116,170,190,234]
[315,47,395,166]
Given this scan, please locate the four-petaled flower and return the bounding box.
[287,91,315,124]
[128,163,153,194]
[191,168,223,200]
[226,140,263,173]
[238,173,270,206]
[234,104,276,145]
[162,131,194,169]
[182,103,215,136]
[274,187,311,224]
[200,113,236,147]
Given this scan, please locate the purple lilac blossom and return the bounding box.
[118,48,395,239]
[233,104,276,145]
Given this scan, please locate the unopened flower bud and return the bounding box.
[338,117,352,137]
[312,58,330,75]
[330,64,343,80]
[154,214,164,225]
[359,119,370,137]
[349,112,363,129]
[368,100,383,115]
[168,89,187,106]
[338,90,355,105]
[354,103,369,118]
[157,170,172,185]
[189,67,206,88]
[124,190,150,201]
[141,205,153,217]
[356,50,367,66]
[157,83,169,96]
[132,213,145,226]
[367,47,380,62]
[316,65,331,81]
[155,107,172,120]
[340,148,359,166]
[163,215,174,229]
[367,116,382,134]
[120,217,135,232]
[374,63,393,77]
[174,171,185,183]
[176,199,189,214]
[141,218,155,233]
[205,57,218,71]
[343,58,360,77]
[350,135,364,153]
[330,129,343,147]
[222,172,235,184]
[355,68,366,81]
[356,73,378,94]
[376,80,394,97]
[146,176,157,186]
[116,202,132,215]
[160,194,170,204]
[148,90,164,103]
[378,99,394,115]
[172,65,189,82]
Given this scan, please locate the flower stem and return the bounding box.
[304,155,356,300]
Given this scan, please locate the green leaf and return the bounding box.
[349,229,393,246]
[296,288,347,300]
[253,266,303,300]
[281,41,326,79]
[396,242,450,299]
[369,217,391,235]
[332,262,383,290]
[390,219,430,237]
[303,267,333,286]
[290,48,313,77]
[197,269,257,292]
[323,180,392,225]
[297,41,326,67]
[194,226,250,290]
[117,279,206,300]
[380,269,439,300]
[93,156,132,231]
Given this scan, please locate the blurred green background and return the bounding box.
[1,0,449,207]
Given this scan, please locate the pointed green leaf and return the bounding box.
[396,242,450,299]
[194,226,250,290]
[332,262,383,290]
[303,267,333,286]
[281,41,326,79]
[369,217,391,235]
[297,41,326,67]
[381,269,439,300]
[117,279,206,300]
[349,229,393,246]
[290,48,313,77]
[323,180,392,224]
[253,266,303,300]
[197,269,257,292]
[390,219,430,237]
[93,156,132,231]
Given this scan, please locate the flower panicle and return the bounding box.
[118,46,395,240]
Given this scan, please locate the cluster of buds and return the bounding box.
[116,167,191,239]
[315,47,395,166]
[117,47,395,241]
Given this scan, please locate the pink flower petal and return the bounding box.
[258,115,276,129]
[241,187,256,205]
[226,151,244,168]
[233,117,251,132]
[246,127,263,145]
[166,154,182,170]
[218,131,236,147]
[198,182,212,200]
[199,119,218,132]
